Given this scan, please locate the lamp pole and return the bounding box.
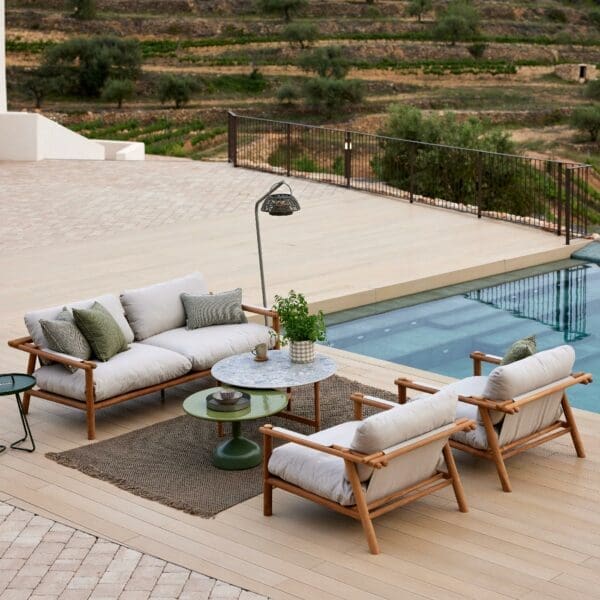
[255,180,286,311]
[0,0,6,113]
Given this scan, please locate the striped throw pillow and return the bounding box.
[181,289,247,329]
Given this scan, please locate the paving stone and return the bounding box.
[210,582,242,599]
[7,574,41,589]
[0,589,32,600]
[118,592,150,600]
[67,576,99,591]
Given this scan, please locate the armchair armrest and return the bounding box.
[260,424,372,464]
[350,392,397,420]
[8,337,96,371]
[470,351,502,376]
[394,377,442,404]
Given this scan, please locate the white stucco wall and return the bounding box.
[0,0,7,113]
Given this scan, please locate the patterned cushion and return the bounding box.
[40,307,92,373]
[181,289,247,329]
[73,302,129,362]
[501,335,536,365]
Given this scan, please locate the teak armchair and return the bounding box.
[260,390,475,554]
[395,345,592,493]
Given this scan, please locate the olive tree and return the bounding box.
[256,0,308,22]
[434,0,480,45]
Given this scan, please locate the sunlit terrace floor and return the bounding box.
[0,158,598,600]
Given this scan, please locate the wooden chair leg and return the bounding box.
[480,408,512,492]
[442,443,468,512]
[345,461,380,554]
[217,422,224,437]
[562,394,586,458]
[263,431,273,516]
[85,370,96,441]
[22,353,36,414]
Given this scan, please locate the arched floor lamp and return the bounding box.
[255,180,300,319]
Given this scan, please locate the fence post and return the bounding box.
[565,167,572,246]
[344,131,352,187]
[476,153,483,219]
[285,123,291,177]
[228,112,238,167]
[556,162,563,237]
[409,143,415,203]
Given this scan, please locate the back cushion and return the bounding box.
[120,273,208,340]
[350,387,457,456]
[25,294,134,349]
[483,345,575,401]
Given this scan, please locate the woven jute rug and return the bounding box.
[46,375,396,517]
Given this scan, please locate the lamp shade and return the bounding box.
[261,193,301,216]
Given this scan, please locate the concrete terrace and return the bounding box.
[0,158,599,600]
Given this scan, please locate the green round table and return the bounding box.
[0,374,36,453]
[183,387,288,470]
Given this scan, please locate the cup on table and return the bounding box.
[252,343,268,360]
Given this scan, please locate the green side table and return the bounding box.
[0,374,36,453]
[183,387,287,470]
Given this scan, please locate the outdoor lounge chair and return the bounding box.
[395,345,592,493]
[260,389,475,554]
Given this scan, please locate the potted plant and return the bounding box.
[273,290,326,363]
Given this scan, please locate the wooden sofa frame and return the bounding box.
[395,350,592,493]
[261,393,476,554]
[8,305,280,441]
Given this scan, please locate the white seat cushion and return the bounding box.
[120,273,208,341]
[25,294,134,348]
[34,343,192,402]
[268,422,363,506]
[451,401,489,450]
[141,323,274,371]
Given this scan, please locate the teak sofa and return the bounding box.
[8,273,280,440]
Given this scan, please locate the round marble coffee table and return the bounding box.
[211,349,336,430]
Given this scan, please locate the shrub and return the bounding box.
[101,79,135,108]
[570,105,600,141]
[42,37,141,97]
[434,0,480,45]
[255,0,308,22]
[406,0,432,22]
[298,46,349,79]
[545,8,567,23]
[373,105,544,216]
[301,77,364,116]
[282,22,318,49]
[68,0,96,20]
[21,68,58,108]
[590,9,600,30]
[277,82,301,104]
[158,75,196,108]
[584,79,600,102]
[467,42,487,59]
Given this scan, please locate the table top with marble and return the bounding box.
[211,349,336,389]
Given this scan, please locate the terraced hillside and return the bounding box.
[4,0,600,171]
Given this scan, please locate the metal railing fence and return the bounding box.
[228,111,592,244]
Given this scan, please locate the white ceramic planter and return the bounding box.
[289,340,315,364]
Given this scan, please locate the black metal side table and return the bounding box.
[0,374,36,453]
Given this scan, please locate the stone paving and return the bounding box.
[0,503,267,600]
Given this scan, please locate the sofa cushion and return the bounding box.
[268,422,363,506]
[73,302,129,362]
[450,401,489,450]
[120,273,208,341]
[501,335,536,365]
[33,343,192,402]
[25,294,134,350]
[181,288,247,329]
[141,323,273,371]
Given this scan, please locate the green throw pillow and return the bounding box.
[500,335,536,366]
[40,307,92,373]
[181,288,247,329]
[73,302,128,362]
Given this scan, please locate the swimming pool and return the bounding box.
[326,261,599,412]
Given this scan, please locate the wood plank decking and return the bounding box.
[0,159,597,599]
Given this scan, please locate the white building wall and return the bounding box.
[0,0,7,113]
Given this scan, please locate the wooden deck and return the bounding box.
[1,159,598,599]
[1,347,599,600]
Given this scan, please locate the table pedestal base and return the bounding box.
[213,421,261,470]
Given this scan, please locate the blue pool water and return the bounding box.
[326,262,599,412]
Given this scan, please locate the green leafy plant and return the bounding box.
[157,74,197,108]
[273,291,326,343]
[434,0,480,45]
[570,105,600,142]
[407,0,432,22]
[283,22,318,49]
[101,78,135,108]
